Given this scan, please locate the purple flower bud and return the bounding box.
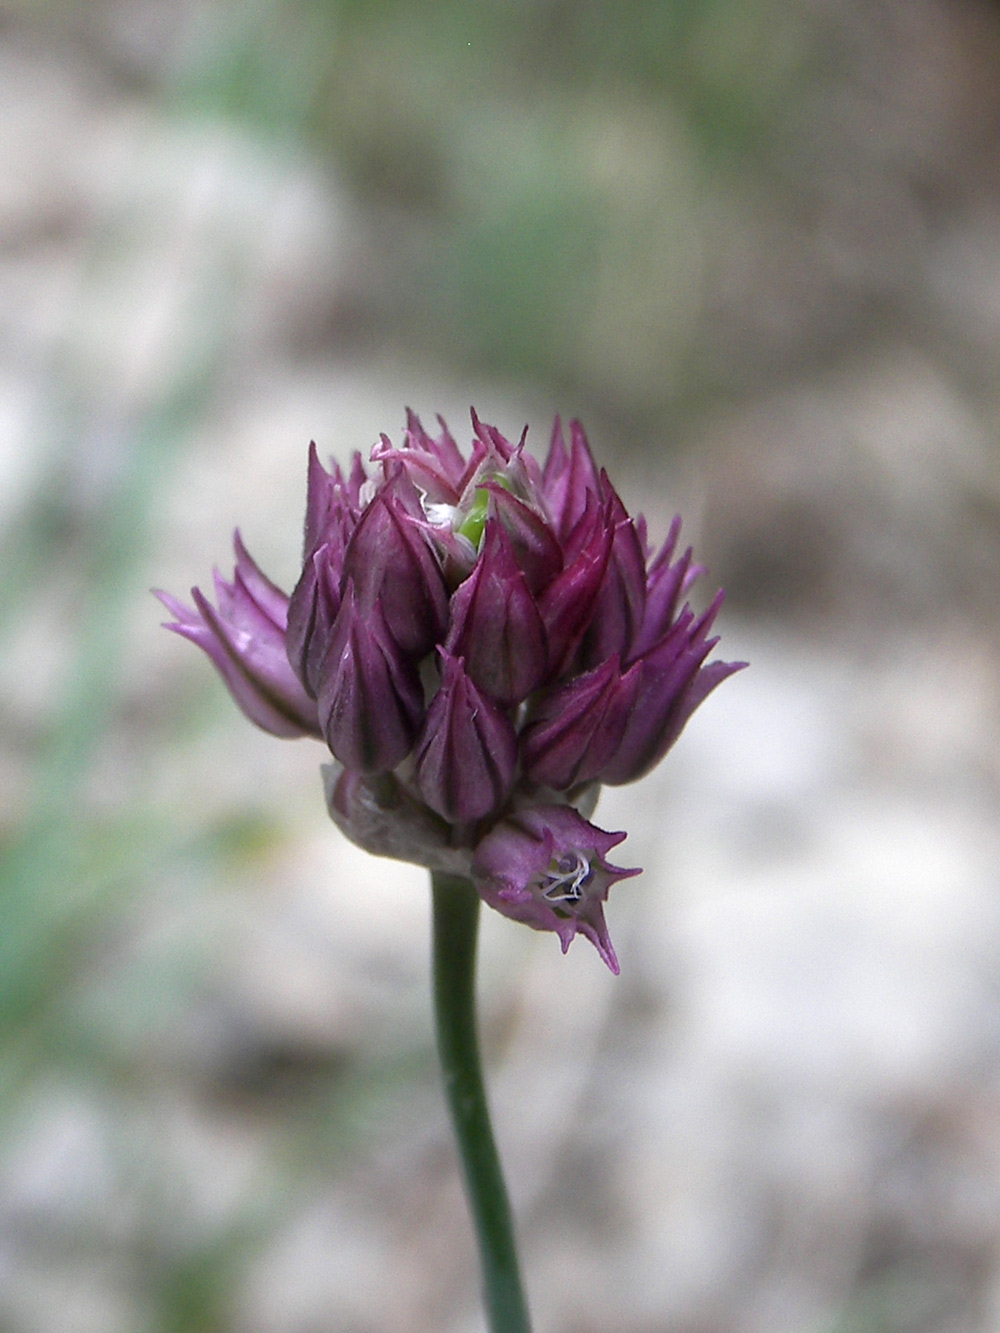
[301,441,337,557]
[316,581,425,774]
[155,533,321,739]
[481,483,563,596]
[537,495,614,678]
[286,531,350,698]
[445,520,547,707]
[342,469,448,659]
[599,594,746,784]
[578,483,647,668]
[520,655,641,790]
[472,804,640,972]
[414,651,518,823]
[301,441,367,556]
[540,418,603,541]
[288,444,368,694]
[629,515,701,661]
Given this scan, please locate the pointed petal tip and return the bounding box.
[154,586,194,627]
[154,584,195,630]
[194,583,219,619]
[580,909,622,973]
[601,944,621,975]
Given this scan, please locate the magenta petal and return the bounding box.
[286,534,350,696]
[471,408,517,464]
[302,441,336,557]
[481,483,563,595]
[369,409,467,502]
[302,441,366,556]
[578,484,647,667]
[537,497,614,679]
[232,530,288,627]
[155,538,320,739]
[601,596,746,784]
[654,655,746,753]
[630,517,700,660]
[316,583,425,774]
[521,655,640,790]
[425,411,467,481]
[414,651,518,823]
[445,520,548,706]
[341,472,448,658]
[540,417,603,541]
[289,445,361,691]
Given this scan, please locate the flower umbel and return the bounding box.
[158,411,745,971]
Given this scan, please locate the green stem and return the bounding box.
[431,872,533,1333]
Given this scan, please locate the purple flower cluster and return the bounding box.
[158,412,743,970]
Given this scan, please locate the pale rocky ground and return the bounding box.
[3,8,1000,1333]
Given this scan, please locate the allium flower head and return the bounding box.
[158,411,745,970]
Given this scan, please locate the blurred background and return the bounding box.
[2,1,1000,1329]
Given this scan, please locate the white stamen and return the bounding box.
[541,852,591,904]
[423,499,458,529]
